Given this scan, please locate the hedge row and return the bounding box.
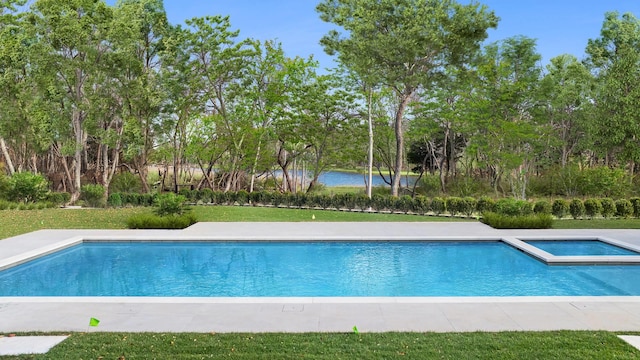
[107,190,640,220]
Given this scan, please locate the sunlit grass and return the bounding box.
[3,331,638,360]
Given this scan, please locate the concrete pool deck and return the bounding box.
[1,222,640,333]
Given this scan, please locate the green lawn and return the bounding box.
[553,218,640,229]
[0,206,467,240]
[1,331,638,360]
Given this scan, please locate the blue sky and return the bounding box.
[109,0,640,71]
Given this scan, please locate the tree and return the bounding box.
[586,12,640,171]
[470,36,543,198]
[317,0,498,196]
[30,0,114,202]
[540,54,594,167]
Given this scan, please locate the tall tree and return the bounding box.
[30,0,114,202]
[586,12,640,170]
[317,0,498,196]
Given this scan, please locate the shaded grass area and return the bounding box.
[0,206,466,240]
[1,331,638,360]
[552,218,640,229]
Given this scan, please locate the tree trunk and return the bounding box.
[0,137,15,175]
[367,89,374,199]
[391,93,413,197]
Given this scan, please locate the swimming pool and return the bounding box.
[2,240,640,297]
[525,239,640,256]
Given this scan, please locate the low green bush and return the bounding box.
[476,196,496,213]
[413,196,430,215]
[631,197,640,218]
[7,172,49,203]
[462,197,477,216]
[154,193,188,216]
[494,198,532,217]
[445,197,464,216]
[395,195,414,214]
[600,198,616,219]
[354,194,371,211]
[44,192,68,206]
[480,212,553,229]
[126,213,197,229]
[430,197,445,216]
[551,199,569,219]
[583,198,602,219]
[107,193,123,207]
[533,200,551,215]
[615,199,633,219]
[81,184,106,208]
[569,199,585,219]
[109,171,142,194]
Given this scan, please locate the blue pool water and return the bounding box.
[1,241,640,297]
[526,240,640,256]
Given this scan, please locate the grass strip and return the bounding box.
[1,331,638,360]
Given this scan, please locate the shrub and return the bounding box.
[126,212,197,229]
[109,172,142,194]
[481,212,553,229]
[371,194,390,211]
[533,200,551,215]
[7,172,49,203]
[44,192,68,206]
[199,188,214,203]
[569,199,585,219]
[154,193,188,216]
[630,197,640,218]
[461,197,477,217]
[431,197,445,216]
[354,194,371,211]
[600,198,616,219]
[445,197,464,216]
[80,184,106,208]
[551,199,569,219]
[236,190,249,205]
[576,166,629,197]
[395,195,414,214]
[476,196,496,213]
[615,199,633,219]
[107,193,123,207]
[413,196,430,215]
[583,198,602,219]
[494,198,532,217]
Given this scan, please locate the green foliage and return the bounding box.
[476,196,496,213]
[109,172,142,194]
[154,193,188,216]
[569,199,585,219]
[533,200,551,215]
[7,172,49,203]
[583,198,602,219]
[461,197,477,217]
[354,194,371,211]
[107,192,123,207]
[413,196,430,215]
[235,190,249,205]
[198,188,214,203]
[551,199,569,219]
[494,198,532,217]
[395,195,414,214]
[630,197,640,218]
[431,197,445,216]
[80,184,106,208]
[600,198,616,219]
[481,212,553,229]
[576,167,629,197]
[615,199,633,219]
[44,192,69,206]
[445,197,464,216]
[126,212,197,229]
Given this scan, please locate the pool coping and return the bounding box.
[3,223,640,332]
